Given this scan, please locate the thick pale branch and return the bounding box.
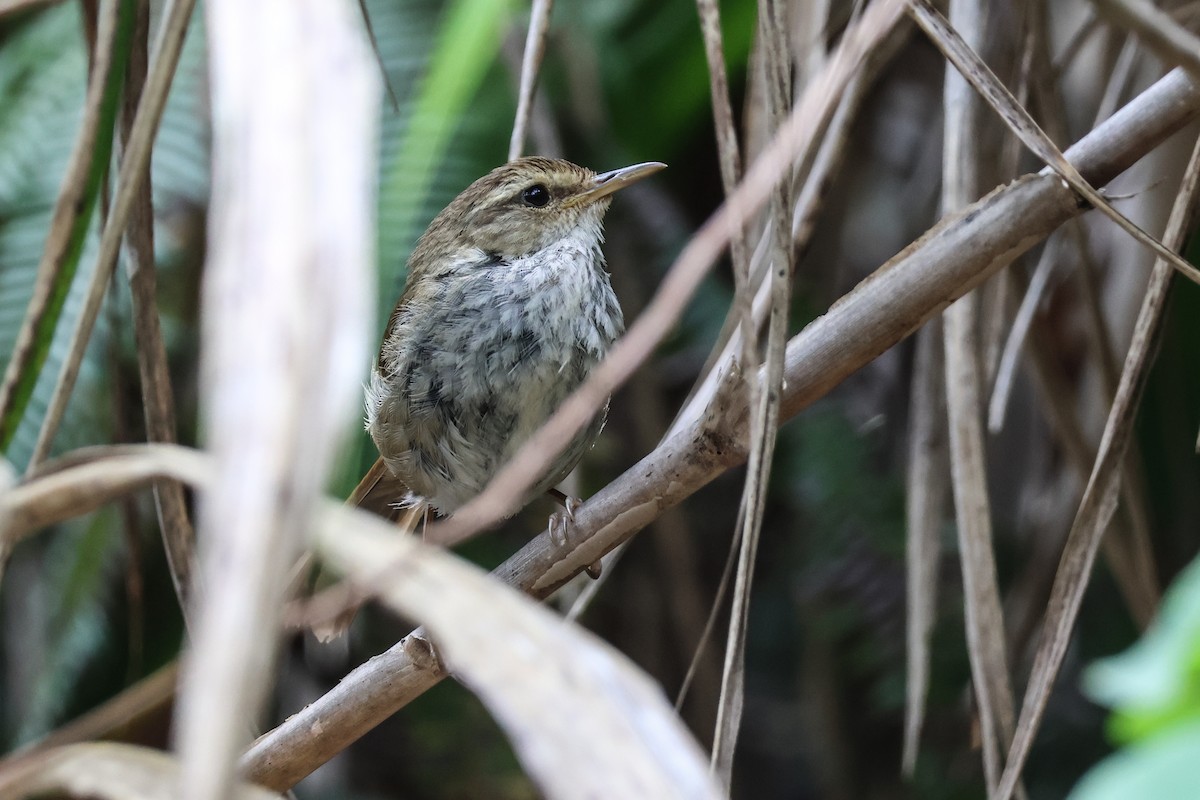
[180,2,377,798]
[240,68,1200,792]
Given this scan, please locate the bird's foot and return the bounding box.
[547,494,602,579]
[547,493,581,547]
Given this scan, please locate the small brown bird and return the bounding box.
[351,157,666,536]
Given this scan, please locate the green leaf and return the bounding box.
[0,9,105,469]
[559,0,758,158]
[0,0,137,453]
[1084,555,1200,743]
[376,0,517,323]
[1069,719,1200,800]
[0,3,210,469]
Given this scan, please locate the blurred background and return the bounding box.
[1,0,1199,798]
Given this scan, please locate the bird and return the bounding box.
[350,156,666,542]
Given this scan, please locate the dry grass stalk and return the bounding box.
[909,0,1200,286]
[711,0,794,784]
[938,2,1019,792]
[1092,0,1200,77]
[693,0,755,386]
[902,320,948,774]
[674,6,910,439]
[117,0,197,615]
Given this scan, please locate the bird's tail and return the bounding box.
[347,456,413,519]
[309,457,424,641]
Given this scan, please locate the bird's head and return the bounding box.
[411,157,666,265]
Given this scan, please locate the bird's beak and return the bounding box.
[564,161,667,207]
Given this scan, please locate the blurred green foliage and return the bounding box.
[0,0,135,452]
[1071,553,1200,799]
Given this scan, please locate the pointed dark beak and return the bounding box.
[565,161,667,207]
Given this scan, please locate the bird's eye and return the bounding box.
[521,184,551,207]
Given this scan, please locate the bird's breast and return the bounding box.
[366,231,624,513]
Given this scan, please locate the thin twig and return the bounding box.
[118,0,197,615]
[711,0,793,783]
[987,239,1060,432]
[0,0,127,454]
[355,0,400,112]
[1007,6,1161,623]
[693,0,756,394]
[938,3,1019,792]
[0,0,64,19]
[508,0,554,161]
[675,15,908,441]
[676,502,743,713]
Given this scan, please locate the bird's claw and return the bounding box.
[548,495,601,580]
[548,494,582,548]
